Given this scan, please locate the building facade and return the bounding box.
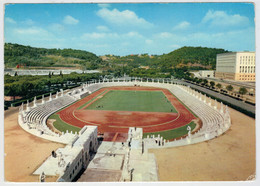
[215,52,255,81]
[198,70,215,78]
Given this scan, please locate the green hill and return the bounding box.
[4,43,229,72]
[156,46,229,70]
[4,43,102,69]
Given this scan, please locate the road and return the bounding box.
[200,77,255,90]
[175,80,255,115]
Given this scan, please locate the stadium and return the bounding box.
[14,78,234,182]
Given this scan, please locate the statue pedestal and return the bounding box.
[204,133,210,140]
[186,137,191,144]
[217,128,223,135]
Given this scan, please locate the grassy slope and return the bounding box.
[85,90,177,113]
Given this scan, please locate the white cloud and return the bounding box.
[97,8,153,28]
[202,10,249,27]
[170,44,180,48]
[5,17,16,24]
[23,19,34,25]
[49,23,65,32]
[98,4,110,8]
[97,25,110,32]
[63,15,79,25]
[158,32,173,39]
[81,32,119,40]
[124,31,143,38]
[145,39,153,44]
[13,27,54,39]
[173,21,190,30]
[81,31,144,41]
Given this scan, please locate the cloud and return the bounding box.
[170,44,180,48]
[63,15,79,25]
[97,8,153,28]
[49,23,65,32]
[97,25,110,32]
[81,32,119,40]
[5,17,16,24]
[173,21,190,30]
[13,26,54,39]
[202,10,249,27]
[98,4,110,8]
[23,19,34,25]
[81,31,144,41]
[124,31,143,38]
[158,32,173,39]
[145,39,153,44]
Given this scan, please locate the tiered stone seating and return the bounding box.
[18,78,231,147]
[23,95,76,136]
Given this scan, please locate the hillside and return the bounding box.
[4,43,229,73]
[4,43,103,69]
[156,46,229,70]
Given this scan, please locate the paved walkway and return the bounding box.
[176,80,255,115]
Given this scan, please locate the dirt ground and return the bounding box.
[150,101,256,181]
[4,107,64,182]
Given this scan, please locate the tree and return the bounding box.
[210,81,215,88]
[226,85,233,93]
[203,79,208,85]
[197,78,203,84]
[239,87,248,98]
[4,82,20,101]
[216,83,222,89]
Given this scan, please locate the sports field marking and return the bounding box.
[106,112,180,128]
[51,86,198,141]
[84,90,177,113]
[72,110,101,126]
[77,90,108,110]
[167,90,198,118]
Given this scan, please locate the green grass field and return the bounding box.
[143,121,196,140]
[48,114,81,133]
[85,90,177,113]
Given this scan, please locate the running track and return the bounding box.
[56,86,197,134]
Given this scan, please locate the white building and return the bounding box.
[198,70,215,78]
[215,52,255,81]
[33,126,98,182]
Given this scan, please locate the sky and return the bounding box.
[4,3,255,56]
